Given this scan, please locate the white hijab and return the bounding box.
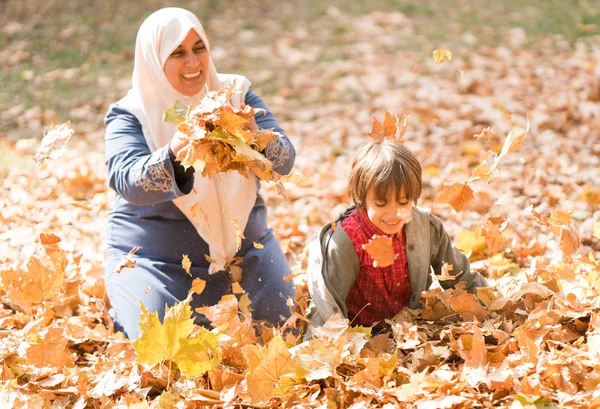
[119,7,256,273]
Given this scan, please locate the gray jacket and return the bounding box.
[306,206,488,328]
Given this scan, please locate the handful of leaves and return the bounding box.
[163,83,279,182]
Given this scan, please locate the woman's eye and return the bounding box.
[375,202,386,207]
[170,51,183,57]
[194,46,206,53]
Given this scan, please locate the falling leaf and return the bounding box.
[281,169,311,186]
[457,68,464,77]
[232,219,245,252]
[369,110,408,142]
[481,218,506,254]
[230,265,243,282]
[70,201,94,211]
[432,49,452,64]
[33,121,75,166]
[594,221,600,239]
[40,232,61,245]
[232,282,244,294]
[134,296,220,378]
[253,242,264,249]
[113,247,139,274]
[434,182,475,213]
[190,202,201,218]
[438,262,457,280]
[182,254,192,276]
[363,235,397,268]
[190,278,206,295]
[474,127,495,140]
[144,287,151,295]
[501,107,512,121]
[162,99,189,125]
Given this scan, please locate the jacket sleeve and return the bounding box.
[429,214,488,292]
[104,105,195,206]
[306,224,359,328]
[245,89,296,176]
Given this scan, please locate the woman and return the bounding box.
[104,7,295,339]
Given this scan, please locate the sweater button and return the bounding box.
[408,244,415,251]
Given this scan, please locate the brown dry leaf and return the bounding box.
[190,278,206,295]
[26,327,75,368]
[233,219,245,252]
[369,110,408,141]
[182,254,192,276]
[242,335,298,403]
[474,127,495,140]
[548,209,572,227]
[114,247,139,274]
[438,262,457,280]
[470,160,493,181]
[33,121,75,166]
[253,242,264,249]
[363,235,397,268]
[560,225,580,255]
[432,48,452,64]
[448,291,489,321]
[280,169,311,187]
[197,294,256,347]
[462,326,487,368]
[232,282,244,294]
[40,232,61,245]
[2,255,66,309]
[481,218,505,254]
[190,202,201,218]
[434,182,475,213]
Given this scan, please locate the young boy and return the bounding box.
[306,138,488,329]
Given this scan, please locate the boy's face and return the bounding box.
[365,187,413,236]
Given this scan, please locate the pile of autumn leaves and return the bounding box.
[2,89,600,408]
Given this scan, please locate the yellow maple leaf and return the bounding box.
[190,278,206,295]
[2,254,66,310]
[434,182,475,213]
[242,335,299,403]
[432,49,452,64]
[182,254,192,276]
[133,296,220,378]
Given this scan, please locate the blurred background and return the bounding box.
[1,0,600,273]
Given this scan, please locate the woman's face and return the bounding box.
[163,29,210,96]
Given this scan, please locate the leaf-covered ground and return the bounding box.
[2,2,600,408]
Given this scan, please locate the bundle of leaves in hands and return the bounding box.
[163,83,279,182]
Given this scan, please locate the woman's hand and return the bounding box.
[169,132,189,158]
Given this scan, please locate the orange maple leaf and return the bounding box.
[26,327,75,368]
[369,110,409,142]
[363,235,397,268]
[434,182,475,213]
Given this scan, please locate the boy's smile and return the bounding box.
[365,188,413,235]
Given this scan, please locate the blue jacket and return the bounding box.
[104,89,295,339]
